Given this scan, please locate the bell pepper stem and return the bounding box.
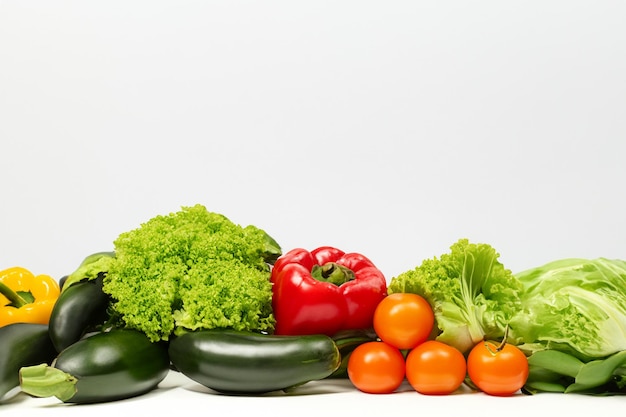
[311,263,355,285]
[19,363,78,402]
[0,281,29,308]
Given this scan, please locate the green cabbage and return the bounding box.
[388,239,523,354]
[510,258,626,360]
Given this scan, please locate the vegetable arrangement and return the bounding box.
[1,205,626,406]
[388,239,626,395]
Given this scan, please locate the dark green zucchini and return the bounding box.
[48,273,110,352]
[0,323,57,402]
[20,329,170,404]
[168,329,341,394]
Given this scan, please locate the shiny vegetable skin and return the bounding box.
[0,267,61,326]
[20,329,170,403]
[0,323,56,402]
[48,274,110,352]
[169,329,341,394]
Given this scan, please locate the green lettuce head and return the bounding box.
[103,204,281,342]
[388,239,523,354]
[509,258,626,360]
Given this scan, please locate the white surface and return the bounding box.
[1,0,626,414]
[2,370,626,416]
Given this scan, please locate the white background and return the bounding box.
[1,1,625,415]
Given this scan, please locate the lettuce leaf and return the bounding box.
[388,238,522,354]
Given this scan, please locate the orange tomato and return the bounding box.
[467,340,529,396]
[405,340,467,395]
[347,341,406,394]
[373,292,434,350]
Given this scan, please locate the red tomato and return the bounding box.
[405,340,467,395]
[373,293,434,350]
[347,341,406,394]
[467,340,529,396]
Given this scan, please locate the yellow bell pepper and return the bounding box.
[0,266,61,327]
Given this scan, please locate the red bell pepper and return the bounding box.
[270,246,387,336]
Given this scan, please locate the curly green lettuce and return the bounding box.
[102,204,281,342]
[388,238,522,354]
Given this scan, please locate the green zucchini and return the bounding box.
[20,329,170,404]
[49,274,111,352]
[168,329,341,394]
[0,323,57,402]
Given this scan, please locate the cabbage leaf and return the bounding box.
[509,257,626,360]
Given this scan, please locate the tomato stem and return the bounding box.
[495,325,510,352]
